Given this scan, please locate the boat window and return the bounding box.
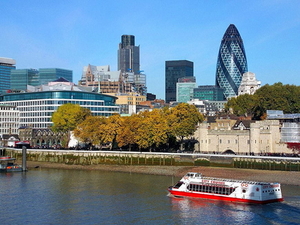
[173,182,183,189]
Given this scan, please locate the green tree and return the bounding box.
[225,94,257,117]
[51,103,91,147]
[253,83,300,119]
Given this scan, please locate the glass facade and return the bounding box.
[10,69,40,91]
[215,24,248,99]
[194,85,224,101]
[39,68,73,84]
[0,58,16,93]
[165,60,194,103]
[10,68,72,91]
[0,91,119,128]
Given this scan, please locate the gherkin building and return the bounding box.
[215,24,248,99]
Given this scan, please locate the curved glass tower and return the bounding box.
[215,24,248,99]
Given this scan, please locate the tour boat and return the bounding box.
[168,172,283,204]
[0,156,23,172]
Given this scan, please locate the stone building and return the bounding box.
[18,127,67,148]
[194,119,289,154]
[238,72,261,95]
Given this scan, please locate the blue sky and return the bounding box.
[1,1,300,99]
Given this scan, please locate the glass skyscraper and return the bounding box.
[165,60,193,103]
[215,24,248,99]
[0,57,16,93]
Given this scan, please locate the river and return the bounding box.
[0,168,299,224]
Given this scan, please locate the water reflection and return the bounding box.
[169,194,300,224]
[169,196,257,224]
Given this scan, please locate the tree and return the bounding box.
[225,94,257,117]
[51,103,91,147]
[135,109,169,151]
[73,116,107,148]
[225,83,300,119]
[168,103,204,141]
[104,114,123,150]
[116,114,141,151]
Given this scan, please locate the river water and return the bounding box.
[0,168,299,225]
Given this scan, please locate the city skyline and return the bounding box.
[1,1,300,99]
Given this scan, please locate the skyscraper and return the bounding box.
[0,57,16,92]
[165,60,193,103]
[215,24,248,99]
[118,35,140,74]
[117,35,146,95]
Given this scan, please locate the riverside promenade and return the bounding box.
[5,148,300,186]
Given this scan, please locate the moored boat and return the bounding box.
[168,172,283,204]
[0,156,23,172]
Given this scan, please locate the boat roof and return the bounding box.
[0,157,16,161]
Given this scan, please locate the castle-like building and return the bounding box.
[194,119,289,155]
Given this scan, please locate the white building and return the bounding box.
[238,72,261,95]
[0,104,19,135]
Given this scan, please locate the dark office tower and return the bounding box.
[165,60,193,103]
[118,35,140,74]
[215,24,248,99]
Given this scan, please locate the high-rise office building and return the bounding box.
[117,35,146,95]
[10,68,72,91]
[193,85,224,101]
[10,69,39,91]
[176,77,197,103]
[165,60,193,103]
[39,68,72,85]
[215,24,248,99]
[118,35,140,74]
[0,57,16,92]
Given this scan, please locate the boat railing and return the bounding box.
[201,176,270,186]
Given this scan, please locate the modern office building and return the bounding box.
[39,68,72,84]
[193,85,224,101]
[0,57,16,93]
[10,69,39,91]
[10,68,72,91]
[118,35,140,74]
[176,77,197,103]
[215,24,248,99]
[117,35,146,95]
[0,79,119,129]
[165,60,194,103]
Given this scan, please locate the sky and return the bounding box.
[1,0,300,99]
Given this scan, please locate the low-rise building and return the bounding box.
[194,119,290,155]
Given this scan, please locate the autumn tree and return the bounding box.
[135,109,169,151]
[51,103,91,147]
[168,103,204,142]
[104,114,123,150]
[73,116,108,148]
[116,114,141,151]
